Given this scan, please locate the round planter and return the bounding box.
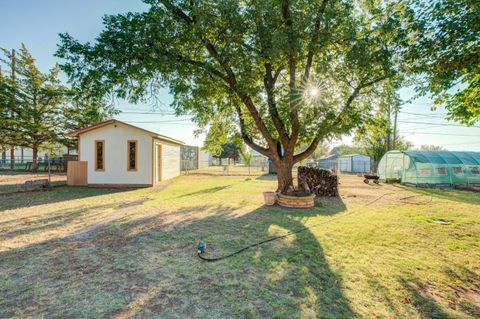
[277,193,315,208]
[263,191,277,206]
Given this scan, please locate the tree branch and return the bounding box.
[160,0,278,150]
[264,63,290,146]
[173,54,229,82]
[303,0,329,82]
[234,103,271,157]
[293,75,387,162]
[273,67,284,83]
[281,0,300,150]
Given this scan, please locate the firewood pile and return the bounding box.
[297,166,339,197]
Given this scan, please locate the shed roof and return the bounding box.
[67,119,185,145]
[339,153,370,158]
[319,154,338,161]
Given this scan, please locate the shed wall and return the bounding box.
[154,139,180,181]
[79,123,152,185]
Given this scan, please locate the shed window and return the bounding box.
[471,167,480,175]
[452,167,462,174]
[95,140,105,171]
[436,167,447,175]
[127,140,137,171]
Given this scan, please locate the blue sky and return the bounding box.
[1,0,479,150]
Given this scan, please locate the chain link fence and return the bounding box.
[182,160,269,176]
[0,155,76,172]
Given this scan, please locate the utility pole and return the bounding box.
[9,49,16,170]
[392,109,398,150]
[0,66,5,167]
[385,105,391,151]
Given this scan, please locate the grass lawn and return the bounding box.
[0,173,479,318]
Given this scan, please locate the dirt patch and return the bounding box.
[0,172,66,194]
[463,290,480,304]
[338,174,413,206]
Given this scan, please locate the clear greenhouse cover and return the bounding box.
[377,151,480,187]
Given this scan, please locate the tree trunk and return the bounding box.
[32,146,38,172]
[275,159,294,194]
[1,149,6,167]
[10,146,14,170]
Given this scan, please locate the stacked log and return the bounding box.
[297,166,339,197]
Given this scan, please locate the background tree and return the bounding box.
[215,141,243,165]
[354,102,412,168]
[419,145,445,151]
[1,45,116,169]
[411,0,480,125]
[239,150,254,175]
[57,0,415,192]
[1,45,68,170]
[334,145,364,156]
[60,87,118,149]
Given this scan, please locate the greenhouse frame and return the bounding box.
[377,150,480,188]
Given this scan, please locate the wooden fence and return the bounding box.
[67,161,87,186]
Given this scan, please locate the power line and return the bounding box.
[403,132,480,137]
[398,120,480,129]
[401,116,445,121]
[401,124,451,132]
[401,111,448,116]
[124,120,196,125]
[440,141,480,147]
[119,111,178,115]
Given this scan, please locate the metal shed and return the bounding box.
[337,154,371,173]
[317,154,338,170]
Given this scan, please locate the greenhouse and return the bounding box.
[377,150,480,188]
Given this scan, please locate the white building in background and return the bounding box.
[337,154,372,173]
[1,145,75,165]
[68,119,184,187]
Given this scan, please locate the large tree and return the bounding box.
[411,0,480,125]
[57,0,414,192]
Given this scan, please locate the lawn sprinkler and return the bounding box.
[197,238,206,254]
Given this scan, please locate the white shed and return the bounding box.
[67,119,184,187]
[337,154,371,173]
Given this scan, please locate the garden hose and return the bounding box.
[196,191,396,262]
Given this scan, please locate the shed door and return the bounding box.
[157,144,162,182]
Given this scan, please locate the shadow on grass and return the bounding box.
[255,174,278,181]
[0,197,357,318]
[365,265,480,318]
[175,185,232,198]
[0,187,137,212]
[393,184,480,206]
[399,278,452,319]
[0,203,115,239]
